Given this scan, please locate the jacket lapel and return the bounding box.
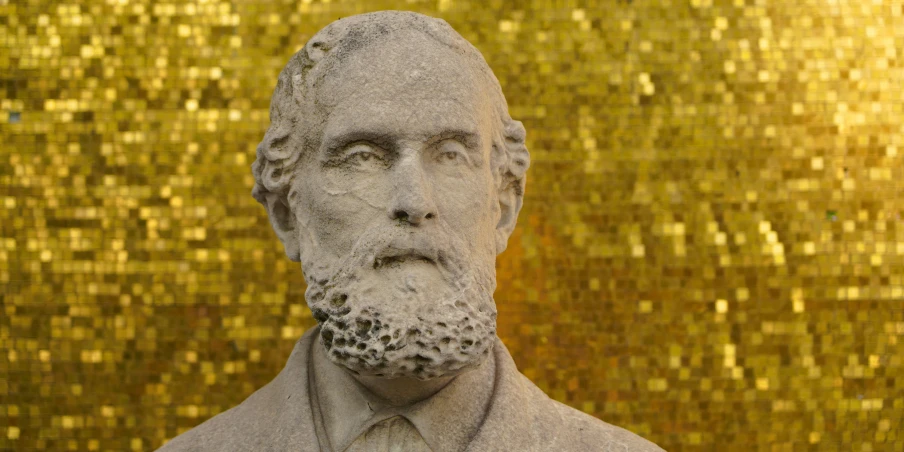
[467,338,564,451]
[257,327,323,451]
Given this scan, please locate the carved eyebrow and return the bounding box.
[322,128,482,157]
[321,130,395,158]
[427,129,481,152]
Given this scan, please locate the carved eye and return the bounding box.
[354,152,377,162]
[435,140,468,164]
[342,144,386,168]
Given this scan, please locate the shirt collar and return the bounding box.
[311,338,496,452]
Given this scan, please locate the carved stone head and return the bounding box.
[251,11,530,380]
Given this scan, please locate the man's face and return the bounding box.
[287,35,502,380]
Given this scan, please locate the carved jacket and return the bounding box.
[157,327,664,452]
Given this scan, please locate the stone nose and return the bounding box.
[388,158,437,226]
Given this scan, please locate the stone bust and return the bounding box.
[159,11,662,452]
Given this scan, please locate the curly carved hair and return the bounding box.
[250,11,530,210]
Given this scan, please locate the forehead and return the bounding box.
[316,32,495,140]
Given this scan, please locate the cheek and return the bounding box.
[321,170,391,209]
[435,169,497,233]
[294,171,390,255]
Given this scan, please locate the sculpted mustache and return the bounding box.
[333,227,470,277]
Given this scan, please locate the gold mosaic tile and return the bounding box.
[1,0,902,450]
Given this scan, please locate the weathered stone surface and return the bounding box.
[159,10,664,451]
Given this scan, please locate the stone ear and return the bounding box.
[495,181,523,255]
[495,120,530,255]
[264,192,301,262]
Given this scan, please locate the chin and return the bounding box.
[305,259,498,380]
[333,338,496,381]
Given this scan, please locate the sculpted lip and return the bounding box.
[373,247,438,268]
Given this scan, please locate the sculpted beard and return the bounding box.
[302,221,498,380]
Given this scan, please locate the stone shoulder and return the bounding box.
[155,381,281,452]
[548,398,665,452]
[155,335,320,452]
[155,403,245,452]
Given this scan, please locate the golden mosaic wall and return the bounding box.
[2,0,903,450]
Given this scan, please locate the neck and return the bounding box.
[349,372,456,407]
[313,332,493,407]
